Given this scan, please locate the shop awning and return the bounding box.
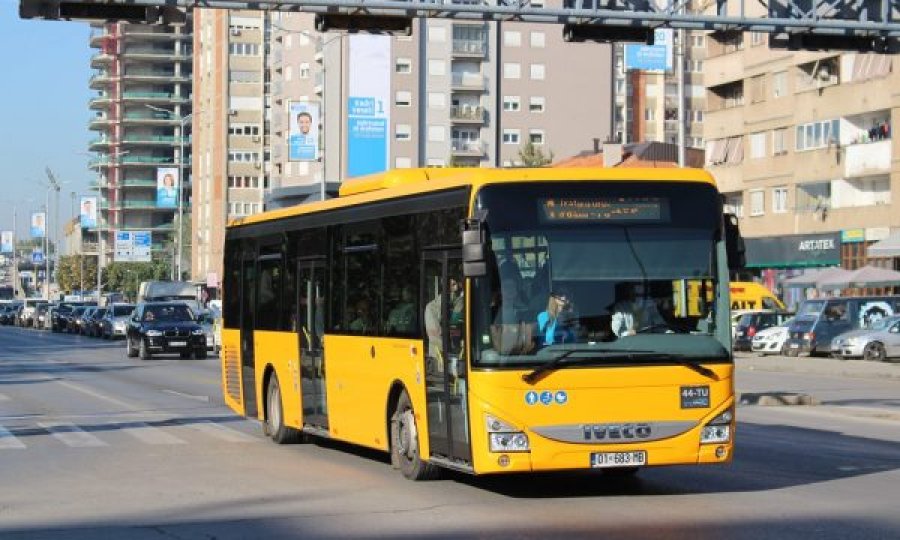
[867,231,900,258]
[818,265,900,289]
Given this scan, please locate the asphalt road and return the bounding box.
[1,325,899,539]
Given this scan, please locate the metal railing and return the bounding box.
[451,38,486,56]
[451,139,486,154]
[451,73,487,90]
[450,105,485,122]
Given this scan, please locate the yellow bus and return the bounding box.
[221,167,742,480]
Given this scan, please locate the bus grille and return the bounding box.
[223,346,242,403]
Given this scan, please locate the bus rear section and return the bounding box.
[220,170,739,478]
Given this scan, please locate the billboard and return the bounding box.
[31,212,46,239]
[0,231,12,254]
[114,230,152,263]
[624,29,674,72]
[156,167,179,209]
[347,34,391,178]
[80,196,97,228]
[289,101,320,161]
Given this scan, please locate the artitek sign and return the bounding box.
[744,232,841,269]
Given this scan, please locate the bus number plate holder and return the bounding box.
[590,451,647,468]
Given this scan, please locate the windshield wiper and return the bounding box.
[522,349,720,384]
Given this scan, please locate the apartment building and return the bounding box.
[704,29,900,301]
[88,22,192,270]
[192,9,269,287]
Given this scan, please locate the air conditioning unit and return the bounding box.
[230,28,241,36]
[228,109,238,116]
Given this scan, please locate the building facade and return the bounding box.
[88,22,192,274]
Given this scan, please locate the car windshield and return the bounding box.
[470,181,731,368]
[93,309,107,318]
[796,300,826,317]
[112,305,134,316]
[144,304,194,322]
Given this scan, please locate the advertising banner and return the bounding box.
[348,34,390,178]
[624,29,674,72]
[156,167,179,209]
[289,101,320,161]
[30,212,46,239]
[0,231,12,254]
[80,196,98,228]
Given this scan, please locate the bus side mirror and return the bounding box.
[461,218,488,278]
[724,213,746,271]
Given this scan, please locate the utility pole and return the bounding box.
[45,168,61,298]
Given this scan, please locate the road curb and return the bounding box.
[735,353,900,381]
[738,392,818,406]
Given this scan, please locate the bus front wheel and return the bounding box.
[390,390,440,481]
[264,374,303,444]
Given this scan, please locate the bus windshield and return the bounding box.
[471,181,731,368]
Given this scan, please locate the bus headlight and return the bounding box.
[485,414,530,453]
[700,408,733,444]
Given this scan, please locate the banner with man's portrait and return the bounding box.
[289,101,320,161]
[156,167,179,208]
[80,196,97,228]
[31,212,46,239]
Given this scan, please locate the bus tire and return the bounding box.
[264,374,303,444]
[390,390,440,481]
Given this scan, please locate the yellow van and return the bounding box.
[730,281,785,311]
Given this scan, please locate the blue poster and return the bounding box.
[156,167,178,209]
[289,101,320,161]
[30,212,46,239]
[348,97,388,177]
[624,29,673,72]
[347,35,391,178]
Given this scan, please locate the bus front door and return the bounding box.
[422,250,471,464]
[298,258,328,429]
[240,257,258,418]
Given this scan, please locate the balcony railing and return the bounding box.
[123,111,180,121]
[122,91,189,101]
[452,38,486,56]
[451,139,486,155]
[122,135,189,144]
[844,139,891,178]
[451,73,487,90]
[450,105,485,122]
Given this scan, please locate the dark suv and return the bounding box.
[733,310,793,351]
[126,302,207,360]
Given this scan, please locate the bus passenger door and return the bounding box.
[298,258,328,429]
[422,250,471,464]
[240,256,258,418]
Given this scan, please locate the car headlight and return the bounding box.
[114,321,125,329]
[485,414,530,452]
[146,330,163,337]
[700,408,733,444]
[191,328,204,336]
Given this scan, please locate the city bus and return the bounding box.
[221,167,743,480]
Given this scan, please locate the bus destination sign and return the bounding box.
[539,197,667,222]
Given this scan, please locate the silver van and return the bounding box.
[785,295,900,356]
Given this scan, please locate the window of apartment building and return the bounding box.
[395,124,412,141]
[692,110,704,123]
[797,181,831,211]
[772,187,789,213]
[750,132,766,159]
[529,129,545,145]
[427,158,446,167]
[530,0,543,6]
[749,190,765,216]
[749,74,766,103]
[396,58,412,74]
[772,127,787,155]
[706,136,744,166]
[529,96,545,113]
[644,108,655,121]
[504,63,521,79]
[530,31,546,48]
[503,96,521,112]
[228,151,261,162]
[504,30,522,47]
[299,63,310,79]
[723,192,743,217]
[229,70,260,83]
[772,71,787,98]
[691,35,705,48]
[751,32,766,46]
[796,119,840,151]
[530,64,546,80]
[428,59,446,76]
[688,136,704,148]
[503,129,521,144]
[428,92,446,109]
[429,26,447,43]
[428,125,446,142]
[395,157,412,169]
[228,124,261,136]
[228,43,260,56]
[395,91,412,107]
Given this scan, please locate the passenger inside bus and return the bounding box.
[536,290,577,346]
[349,299,373,334]
[385,286,416,335]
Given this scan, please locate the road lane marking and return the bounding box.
[38,422,108,448]
[188,420,259,443]
[0,393,10,402]
[55,380,140,411]
[121,422,187,445]
[162,389,211,402]
[0,425,26,449]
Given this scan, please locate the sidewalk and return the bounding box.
[735,351,900,381]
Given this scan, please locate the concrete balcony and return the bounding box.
[121,134,187,146]
[121,47,190,63]
[451,139,486,156]
[704,53,745,89]
[121,71,190,84]
[122,111,182,125]
[844,139,891,178]
[451,73,487,92]
[122,92,190,105]
[89,73,118,89]
[451,38,486,58]
[450,105,486,124]
[90,53,115,69]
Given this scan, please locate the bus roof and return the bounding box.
[229,167,718,229]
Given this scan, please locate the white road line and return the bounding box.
[0,425,26,449]
[38,422,108,448]
[0,393,10,402]
[162,389,211,402]
[55,380,139,410]
[189,420,259,443]
[121,423,187,445]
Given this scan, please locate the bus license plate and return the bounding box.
[590,451,647,468]
[169,341,187,347]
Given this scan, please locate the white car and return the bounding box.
[750,319,793,355]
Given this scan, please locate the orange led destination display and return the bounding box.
[539,197,668,222]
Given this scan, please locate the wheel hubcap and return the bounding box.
[398,409,417,459]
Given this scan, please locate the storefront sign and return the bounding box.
[744,232,841,269]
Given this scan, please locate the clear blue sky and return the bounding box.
[0,2,94,237]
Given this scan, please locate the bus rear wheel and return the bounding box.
[264,374,303,444]
[390,390,440,481]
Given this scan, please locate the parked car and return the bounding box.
[733,310,793,351]
[126,302,207,360]
[18,298,47,327]
[76,307,96,335]
[0,303,21,325]
[751,317,794,355]
[785,295,900,356]
[52,302,92,332]
[100,303,135,339]
[86,307,108,337]
[830,315,900,362]
[196,310,219,354]
[34,303,51,330]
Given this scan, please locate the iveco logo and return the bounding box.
[582,423,652,440]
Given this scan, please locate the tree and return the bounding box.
[517,142,554,167]
[57,255,97,294]
[104,257,171,301]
